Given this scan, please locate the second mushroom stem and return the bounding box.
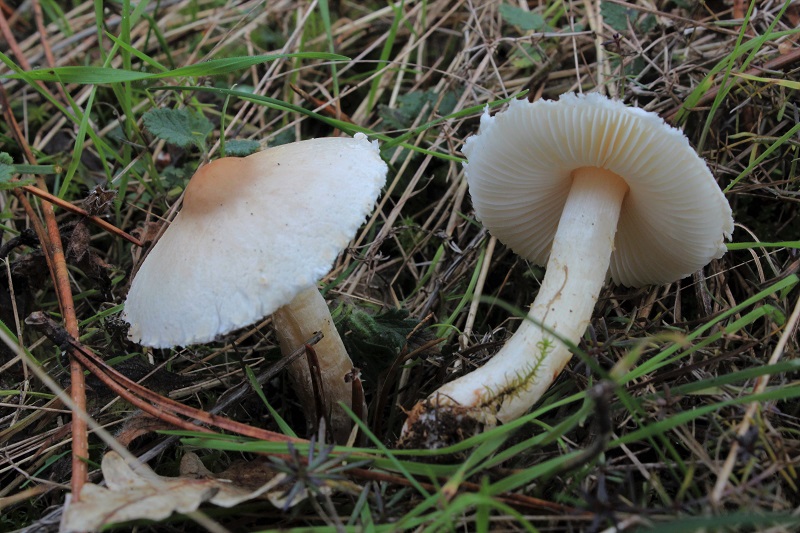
[272,286,358,443]
[432,168,629,424]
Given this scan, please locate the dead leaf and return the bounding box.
[187,455,279,492]
[178,453,312,510]
[130,220,165,268]
[132,220,164,246]
[83,185,116,216]
[115,414,176,447]
[62,451,288,531]
[66,220,112,297]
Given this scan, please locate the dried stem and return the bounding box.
[20,184,143,247]
[0,83,89,499]
[26,312,302,444]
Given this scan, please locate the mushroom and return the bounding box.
[401,93,733,445]
[123,134,387,443]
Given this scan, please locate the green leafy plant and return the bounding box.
[378,89,460,131]
[498,4,552,31]
[222,139,261,157]
[142,108,214,153]
[2,0,799,530]
[0,153,59,190]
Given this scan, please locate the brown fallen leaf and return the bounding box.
[178,452,313,509]
[114,413,177,448]
[62,451,289,531]
[184,453,277,491]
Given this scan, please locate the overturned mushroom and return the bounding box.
[401,93,733,446]
[124,134,387,443]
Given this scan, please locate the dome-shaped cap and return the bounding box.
[124,134,388,348]
[464,93,733,287]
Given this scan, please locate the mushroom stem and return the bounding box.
[414,168,628,427]
[272,286,356,443]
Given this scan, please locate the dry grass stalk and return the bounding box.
[1,0,799,530]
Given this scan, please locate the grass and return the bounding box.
[1,0,800,531]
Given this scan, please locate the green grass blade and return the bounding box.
[244,366,297,437]
[5,53,349,84]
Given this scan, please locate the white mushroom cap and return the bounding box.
[124,134,387,348]
[464,93,734,287]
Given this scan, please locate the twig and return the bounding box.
[0,327,229,532]
[24,312,577,514]
[664,47,800,123]
[289,82,355,123]
[20,185,144,247]
[25,312,301,444]
[710,293,800,504]
[459,235,496,350]
[373,336,446,438]
[0,8,58,101]
[139,337,323,462]
[304,343,327,437]
[31,0,70,105]
[0,83,89,499]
